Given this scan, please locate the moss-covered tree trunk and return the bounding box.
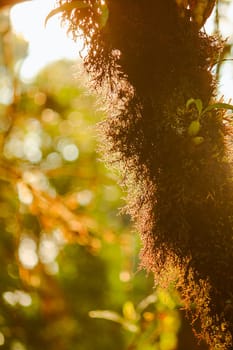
[57,0,233,348]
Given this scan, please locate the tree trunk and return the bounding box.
[58,0,233,348]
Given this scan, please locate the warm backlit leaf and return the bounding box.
[187,120,201,137]
[122,301,137,321]
[186,98,203,116]
[192,136,204,145]
[203,102,233,114]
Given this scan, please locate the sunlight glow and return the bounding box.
[0,73,13,104]
[56,137,80,161]
[10,0,81,81]
[24,131,42,163]
[62,143,79,161]
[3,290,32,307]
[18,236,38,269]
[9,1,233,100]
[119,270,131,282]
[17,182,34,205]
[39,234,59,264]
[205,2,233,100]
[44,152,63,169]
[77,190,93,206]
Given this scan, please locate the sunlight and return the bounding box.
[205,2,233,100]
[77,189,93,206]
[39,234,59,264]
[17,181,34,205]
[10,0,81,81]
[18,236,38,269]
[9,1,233,99]
[3,290,32,307]
[62,143,79,161]
[56,137,80,161]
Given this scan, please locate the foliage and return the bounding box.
[186,98,233,143]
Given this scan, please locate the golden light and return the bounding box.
[8,1,233,99]
[204,2,233,100]
[10,0,82,81]
[18,236,38,269]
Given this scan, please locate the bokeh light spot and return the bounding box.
[3,290,32,308]
[3,291,17,306]
[62,144,79,161]
[77,190,93,206]
[39,235,59,264]
[4,138,24,159]
[16,290,32,307]
[44,152,63,169]
[17,182,33,205]
[41,108,60,123]
[23,132,42,163]
[34,91,47,105]
[119,270,131,282]
[18,237,38,269]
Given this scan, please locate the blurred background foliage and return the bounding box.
[0,2,232,349]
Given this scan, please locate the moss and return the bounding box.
[59,0,233,348]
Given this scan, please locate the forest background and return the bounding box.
[0,1,233,349]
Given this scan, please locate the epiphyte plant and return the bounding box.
[186,98,233,144]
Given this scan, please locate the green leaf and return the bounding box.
[45,1,89,26]
[186,98,203,116]
[188,120,201,137]
[192,136,204,145]
[186,98,196,109]
[195,99,203,116]
[122,301,137,321]
[203,102,233,114]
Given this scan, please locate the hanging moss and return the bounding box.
[58,0,233,348]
